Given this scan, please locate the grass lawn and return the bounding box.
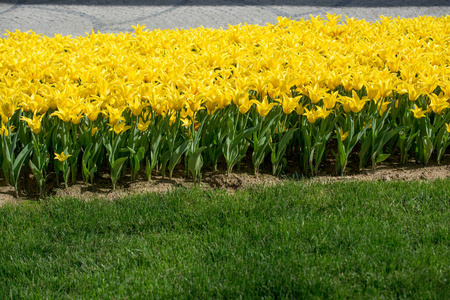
[1,179,449,298]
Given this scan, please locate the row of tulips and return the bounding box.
[0,15,450,197]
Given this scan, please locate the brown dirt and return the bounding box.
[310,161,450,184]
[0,153,449,206]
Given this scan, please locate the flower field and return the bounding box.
[0,14,449,196]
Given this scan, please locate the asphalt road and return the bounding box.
[0,0,449,36]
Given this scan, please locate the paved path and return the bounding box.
[0,0,449,36]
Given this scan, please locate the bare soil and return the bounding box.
[0,153,449,206]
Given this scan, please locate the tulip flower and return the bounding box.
[54,152,72,162]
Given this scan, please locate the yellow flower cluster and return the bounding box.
[0,14,449,189]
[0,15,448,127]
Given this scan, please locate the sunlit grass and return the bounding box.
[1,179,449,298]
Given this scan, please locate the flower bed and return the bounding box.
[0,14,449,196]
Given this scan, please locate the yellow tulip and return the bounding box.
[20,113,45,134]
[365,83,380,100]
[314,106,332,120]
[419,75,439,94]
[54,152,72,162]
[325,69,342,90]
[104,105,125,126]
[322,91,339,110]
[339,91,369,114]
[181,118,192,128]
[378,99,392,116]
[115,82,137,103]
[428,92,450,114]
[207,87,229,110]
[402,83,422,101]
[111,122,131,135]
[279,94,301,115]
[440,85,450,98]
[21,93,49,115]
[250,97,278,117]
[303,107,319,124]
[410,106,430,119]
[187,96,205,114]
[50,106,75,123]
[137,118,151,132]
[129,99,147,117]
[0,98,17,120]
[374,78,395,98]
[85,102,102,122]
[305,84,328,104]
[0,123,14,137]
[335,127,349,141]
[150,98,167,116]
[239,99,253,115]
[249,76,268,96]
[204,99,218,115]
[229,87,248,108]
[295,103,304,116]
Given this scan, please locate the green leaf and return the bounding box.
[11,143,33,186]
[375,126,407,155]
[29,160,44,182]
[2,136,12,165]
[82,161,89,181]
[230,126,258,154]
[337,137,346,169]
[168,140,191,173]
[82,145,92,166]
[103,141,112,156]
[375,153,391,163]
[359,132,373,161]
[160,152,170,177]
[423,137,434,164]
[278,128,298,153]
[188,146,207,176]
[111,157,128,178]
[63,164,71,181]
[136,147,146,161]
[124,146,136,155]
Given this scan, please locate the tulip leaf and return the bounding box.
[375,153,391,164]
[11,143,33,188]
[112,157,128,176]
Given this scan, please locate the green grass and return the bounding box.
[1,179,449,299]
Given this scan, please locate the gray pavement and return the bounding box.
[0,0,449,36]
